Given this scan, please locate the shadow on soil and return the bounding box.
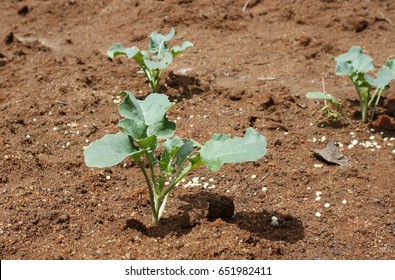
[163,71,207,100]
[125,193,305,243]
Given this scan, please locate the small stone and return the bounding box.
[315,197,322,201]
[262,186,268,192]
[342,199,347,204]
[106,175,111,180]
[324,203,330,208]
[314,164,323,168]
[271,220,280,227]
[315,211,322,218]
[251,174,257,179]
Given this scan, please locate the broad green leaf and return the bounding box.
[107,43,146,67]
[200,128,267,172]
[144,52,173,70]
[118,91,176,139]
[84,132,140,168]
[335,46,374,76]
[306,92,336,102]
[365,66,395,88]
[171,41,193,58]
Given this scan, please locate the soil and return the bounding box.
[1,0,395,260]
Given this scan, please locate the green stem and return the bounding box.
[370,88,383,121]
[135,158,158,224]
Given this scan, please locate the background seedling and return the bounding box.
[84,92,267,225]
[334,46,395,122]
[107,28,193,93]
[306,78,351,124]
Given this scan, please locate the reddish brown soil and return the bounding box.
[1,0,395,260]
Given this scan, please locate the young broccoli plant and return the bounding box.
[334,46,395,122]
[84,92,267,225]
[107,28,193,93]
[306,92,350,124]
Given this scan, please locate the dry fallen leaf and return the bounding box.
[313,142,350,166]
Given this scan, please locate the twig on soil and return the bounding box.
[257,77,276,81]
[242,0,251,12]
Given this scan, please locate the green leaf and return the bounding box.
[118,118,147,140]
[136,135,157,150]
[118,91,176,140]
[171,41,193,58]
[365,66,395,89]
[163,137,184,156]
[178,153,204,179]
[335,46,374,76]
[149,28,176,56]
[84,132,140,168]
[107,43,146,67]
[175,139,196,168]
[200,128,267,172]
[386,59,395,78]
[144,52,173,70]
[306,92,336,102]
[160,137,184,174]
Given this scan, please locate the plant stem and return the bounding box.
[370,88,383,121]
[135,158,159,225]
[351,78,368,123]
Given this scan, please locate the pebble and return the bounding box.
[314,164,323,168]
[342,199,347,204]
[105,175,111,180]
[251,174,257,179]
[315,211,322,218]
[324,203,330,208]
[271,216,280,227]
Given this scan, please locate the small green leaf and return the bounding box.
[163,137,184,156]
[306,92,336,102]
[107,43,146,67]
[171,41,193,58]
[175,139,196,168]
[136,135,157,150]
[119,91,176,139]
[365,66,395,89]
[84,132,140,168]
[200,128,267,172]
[149,28,176,56]
[335,46,374,76]
[386,59,395,78]
[118,118,148,140]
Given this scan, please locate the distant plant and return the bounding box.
[334,46,395,122]
[108,28,193,93]
[84,92,267,225]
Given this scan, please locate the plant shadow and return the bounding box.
[124,192,305,243]
[163,71,207,100]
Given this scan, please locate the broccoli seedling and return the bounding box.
[84,92,267,225]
